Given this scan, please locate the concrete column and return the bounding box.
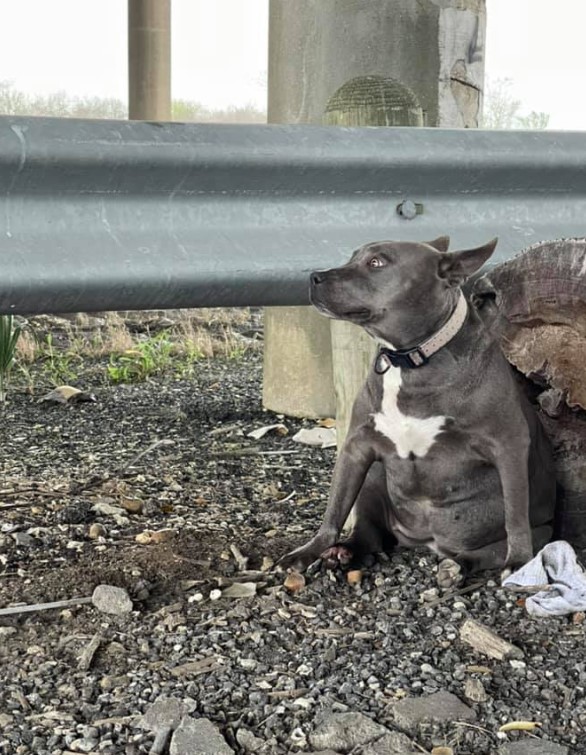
[128,0,171,121]
[264,0,486,420]
[324,76,424,450]
[267,0,485,129]
[264,0,486,424]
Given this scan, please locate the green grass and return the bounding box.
[39,333,82,386]
[0,315,23,403]
[107,333,175,384]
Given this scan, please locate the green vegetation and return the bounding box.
[0,315,23,403]
[107,334,174,384]
[0,80,266,123]
[39,333,82,386]
[7,310,257,394]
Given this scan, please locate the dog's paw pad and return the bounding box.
[437,558,465,589]
[321,545,353,569]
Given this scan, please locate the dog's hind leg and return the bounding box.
[438,524,553,588]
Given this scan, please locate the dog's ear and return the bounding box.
[438,238,498,285]
[426,236,450,253]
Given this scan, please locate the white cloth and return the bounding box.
[502,540,586,617]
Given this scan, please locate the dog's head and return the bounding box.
[309,236,497,346]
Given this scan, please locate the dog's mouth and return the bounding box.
[312,298,371,322]
[340,308,371,321]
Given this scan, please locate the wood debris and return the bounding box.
[169,656,222,678]
[0,596,92,617]
[221,582,257,598]
[464,676,488,703]
[77,632,102,672]
[229,543,249,571]
[459,618,524,661]
[135,529,175,544]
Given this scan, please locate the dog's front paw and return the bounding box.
[279,534,334,572]
[321,544,354,569]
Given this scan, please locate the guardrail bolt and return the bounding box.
[397,200,424,219]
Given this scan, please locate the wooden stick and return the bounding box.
[0,596,92,617]
[78,631,102,672]
[503,583,554,594]
[460,618,524,661]
[425,580,486,608]
[69,438,175,494]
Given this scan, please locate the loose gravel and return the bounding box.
[0,316,584,754]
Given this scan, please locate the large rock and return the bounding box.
[235,728,266,752]
[308,712,388,752]
[91,584,133,616]
[170,716,233,755]
[392,691,476,733]
[136,695,195,732]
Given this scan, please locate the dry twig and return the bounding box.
[0,596,92,617]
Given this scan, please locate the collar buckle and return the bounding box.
[375,346,429,373]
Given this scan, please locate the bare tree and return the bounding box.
[482,78,549,130]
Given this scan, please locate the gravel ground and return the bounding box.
[0,314,585,755]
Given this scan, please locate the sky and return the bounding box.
[0,0,584,129]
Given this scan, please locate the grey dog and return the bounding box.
[280,237,556,587]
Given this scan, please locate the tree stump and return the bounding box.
[474,239,586,547]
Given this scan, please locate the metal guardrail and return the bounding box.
[1,115,586,314]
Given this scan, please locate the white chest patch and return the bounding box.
[372,366,446,459]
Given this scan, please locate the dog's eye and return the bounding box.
[368,257,384,268]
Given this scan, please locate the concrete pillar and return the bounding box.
[267,0,485,129]
[128,0,171,121]
[324,76,424,450]
[264,0,487,424]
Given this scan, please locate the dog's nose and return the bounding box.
[310,272,324,286]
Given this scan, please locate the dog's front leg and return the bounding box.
[280,429,375,571]
[493,437,533,573]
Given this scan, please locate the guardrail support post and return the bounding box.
[128,0,171,121]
